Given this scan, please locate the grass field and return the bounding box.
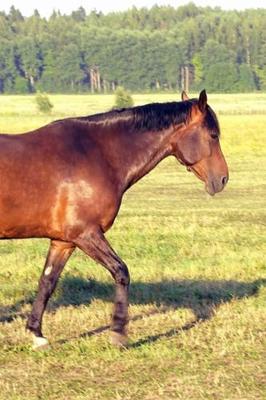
[0,93,265,399]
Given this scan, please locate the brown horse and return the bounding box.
[0,90,228,348]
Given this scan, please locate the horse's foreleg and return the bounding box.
[26,240,75,349]
[75,229,130,347]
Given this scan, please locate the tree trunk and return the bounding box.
[96,68,101,92]
[90,68,95,93]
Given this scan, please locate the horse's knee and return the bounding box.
[115,263,130,286]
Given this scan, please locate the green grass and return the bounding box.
[1,92,266,133]
[0,93,265,399]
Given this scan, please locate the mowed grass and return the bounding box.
[0,93,265,400]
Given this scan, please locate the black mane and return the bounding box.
[77,101,193,133]
[73,99,220,137]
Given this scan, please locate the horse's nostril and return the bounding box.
[222,176,228,186]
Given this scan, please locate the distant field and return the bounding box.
[1,92,266,133]
[0,94,265,400]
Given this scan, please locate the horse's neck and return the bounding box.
[117,128,173,191]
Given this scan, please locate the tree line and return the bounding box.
[0,3,266,93]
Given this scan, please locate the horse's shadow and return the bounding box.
[0,276,265,347]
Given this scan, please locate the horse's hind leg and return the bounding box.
[75,228,130,347]
[26,240,75,349]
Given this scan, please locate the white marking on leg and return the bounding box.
[44,264,53,276]
[32,336,49,350]
[110,331,128,348]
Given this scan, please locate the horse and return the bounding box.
[0,90,228,349]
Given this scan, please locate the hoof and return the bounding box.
[32,336,50,351]
[110,331,128,348]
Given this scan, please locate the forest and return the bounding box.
[0,3,266,93]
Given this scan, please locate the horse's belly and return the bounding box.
[0,199,51,239]
[0,183,55,238]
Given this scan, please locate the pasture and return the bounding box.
[0,93,265,400]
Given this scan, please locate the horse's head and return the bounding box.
[172,90,228,196]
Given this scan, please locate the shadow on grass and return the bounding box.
[60,277,266,347]
[1,276,265,346]
[0,275,266,347]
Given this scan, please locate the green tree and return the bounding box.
[13,76,28,93]
[17,37,42,92]
[236,64,256,92]
[204,62,239,92]
[0,4,266,93]
[192,53,203,88]
[39,48,60,92]
[201,39,235,67]
[253,65,266,90]
[57,43,84,92]
[71,7,86,22]
[0,41,16,92]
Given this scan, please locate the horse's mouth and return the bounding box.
[187,166,216,196]
[205,182,216,196]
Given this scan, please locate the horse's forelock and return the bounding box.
[204,105,220,138]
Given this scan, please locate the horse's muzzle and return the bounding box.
[206,174,229,196]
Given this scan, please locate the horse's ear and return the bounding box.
[198,89,208,113]
[181,91,189,101]
[198,90,207,112]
